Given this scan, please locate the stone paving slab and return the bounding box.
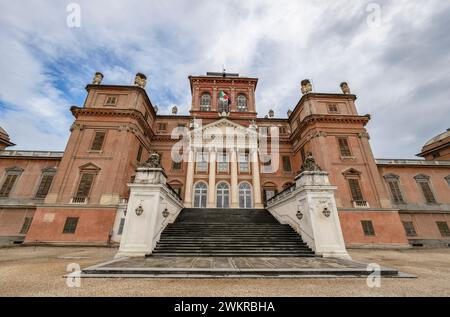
[79,255,413,279]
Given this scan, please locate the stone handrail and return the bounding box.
[266,182,296,206]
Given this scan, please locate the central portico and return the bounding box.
[183,118,263,209]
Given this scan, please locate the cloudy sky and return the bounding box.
[0,0,449,158]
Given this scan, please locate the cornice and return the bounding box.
[290,114,370,142]
[70,106,155,137]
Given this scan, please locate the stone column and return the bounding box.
[230,148,239,208]
[184,149,195,208]
[251,149,263,208]
[207,149,217,208]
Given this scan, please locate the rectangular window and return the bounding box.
[217,152,229,173]
[300,148,306,163]
[75,173,95,199]
[63,217,79,234]
[348,179,364,202]
[104,96,118,106]
[387,180,405,204]
[35,174,55,199]
[196,152,208,173]
[328,104,339,113]
[118,218,126,235]
[418,181,437,204]
[239,153,249,173]
[158,123,167,132]
[338,138,352,157]
[361,220,375,236]
[136,145,143,162]
[20,217,33,234]
[282,156,292,172]
[90,131,106,151]
[0,174,19,198]
[436,222,450,237]
[402,221,417,237]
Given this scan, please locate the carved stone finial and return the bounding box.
[287,109,293,117]
[249,119,257,130]
[154,105,159,114]
[92,72,104,85]
[300,152,322,173]
[141,151,162,168]
[268,109,275,118]
[340,82,351,94]
[134,73,147,88]
[171,106,178,115]
[301,79,313,95]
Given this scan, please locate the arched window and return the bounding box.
[194,182,208,208]
[237,94,248,112]
[239,183,253,208]
[216,182,230,208]
[200,93,211,111]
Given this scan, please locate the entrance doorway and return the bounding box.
[216,182,230,208]
[193,182,207,208]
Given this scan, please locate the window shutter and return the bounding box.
[338,138,352,157]
[136,145,143,162]
[402,221,417,237]
[348,179,364,202]
[361,220,375,236]
[20,217,33,234]
[283,156,292,172]
[388,180,404,204]
[0,174,18,197]
[35,174,55,199]
[419,181,436,204]
[75,173,94,199]
[91,132,106,151]
[436,222,450,237]
[63,217,79,234]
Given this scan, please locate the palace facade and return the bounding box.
[0,71,449,249]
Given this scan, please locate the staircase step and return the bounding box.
[152,208,315,258]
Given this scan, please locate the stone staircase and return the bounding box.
[151,208,315,257]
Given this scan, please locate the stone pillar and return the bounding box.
[251,149,263,208]
[116,166,183,258]
[184,149,195,208]
[207,149,217,208]
[230,148,239,208]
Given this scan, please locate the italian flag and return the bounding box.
[219,91,231,105]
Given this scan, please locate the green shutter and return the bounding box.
[75,174,94,199]
[91,132,106,151]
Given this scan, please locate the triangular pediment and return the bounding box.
[79,163,101,171]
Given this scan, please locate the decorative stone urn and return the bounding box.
[301,79,313,95]
[171,106,178,115]
[287,109,293,117]
[268,109,275,118]
[134,73,147,88]
[92,72,104,85]
[340,82,351,94]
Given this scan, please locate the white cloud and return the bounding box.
[0,0,449,157]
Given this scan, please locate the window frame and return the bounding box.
[236,94,248,112]
[200,93,212,111]
[0,167,24,198]
[327,104,340,114]
[63,217,79,234]
[104,95,118,106]
[337,137,352,158]
[20,217,33,234]
[414,174,437,204]
[361,220,376,236]
[217,152,229,173]
[402,221,417,237]
[282,156,292,173]
[383,174,405,204]
[436,221,450,237]
[90,130,107,152]
[196,152,209,173]
[34,168,57,200]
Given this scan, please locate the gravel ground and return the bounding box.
[0,246,449,297]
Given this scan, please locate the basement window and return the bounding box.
[361,220,375,236]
